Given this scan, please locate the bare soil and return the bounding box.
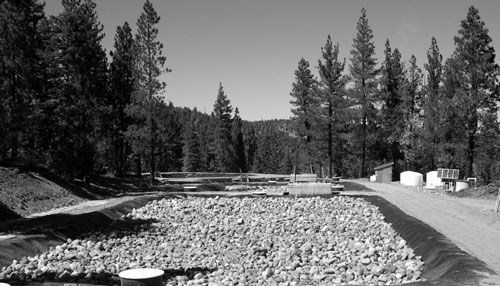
[343,179,500,281]
[0,166,180,221]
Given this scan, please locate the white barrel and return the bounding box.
[400,171,423,188]
[426,171,442,189]
[119,268,164,286]
[369,175,377,182]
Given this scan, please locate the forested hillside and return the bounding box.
[1,1,499,184]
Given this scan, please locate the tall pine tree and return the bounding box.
[109,22,134,177]
[422,37,443,170]
[452,6,499,178]
[349,8,378,178]
[289,58,318,170]
[317,35,346,177]
[380,40,405,177]
[401,55,423,170]
[39,0,108,179]
[0,0,44,164]
[126,0,170,185]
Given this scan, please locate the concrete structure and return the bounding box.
[373,162,394,183]
[401,171,423,188]
[287,183,332,196]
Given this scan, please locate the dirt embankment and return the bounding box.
[0,167,181,222]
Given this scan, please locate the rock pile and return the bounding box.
[0,196,424,285]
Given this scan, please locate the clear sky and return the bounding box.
[44,0,500,121]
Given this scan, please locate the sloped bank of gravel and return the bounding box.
[0,196,425,285]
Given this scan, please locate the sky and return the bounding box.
[44,0,500,121]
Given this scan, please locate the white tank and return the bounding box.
[426,171,442,189]
[400,171,423,188]
[370,175,377,182]
[456,181,469,192]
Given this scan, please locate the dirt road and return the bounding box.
[344,179,500,277]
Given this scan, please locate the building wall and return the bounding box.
[375,167,392,183]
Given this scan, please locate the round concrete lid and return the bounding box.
[0,283,11,286]
[119,268,164,279]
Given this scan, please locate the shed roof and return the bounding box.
[374,162,394,171]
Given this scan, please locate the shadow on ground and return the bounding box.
[342,181,376,192]
[0,201,21,222]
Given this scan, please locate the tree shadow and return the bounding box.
[0,201,21,222]
[342,181,376,192]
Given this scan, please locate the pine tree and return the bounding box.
[182,112,202,172]
[440,58,463,169]
[401,55,423,169]
[0,0,44,164]
[126,0,170,185]
[156,101,183,172]
[349,8,378,178]
[213,83,234,172]
[198,113,215,171]
[109,22,134,177]
[232,108,246,172]
[380,40,405,176]
[317,35,347,177]
[39,0,108,179]
[289,58,318,168]
[244,125,257,172]
[452,6,499,178]
[422,37,443,171]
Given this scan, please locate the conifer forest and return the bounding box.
[1,1,499,185]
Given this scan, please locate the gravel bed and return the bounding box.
[0,196,424,285]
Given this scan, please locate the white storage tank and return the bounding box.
[455,180,469,192]
[426,171,442,189]
[400,171,423,188]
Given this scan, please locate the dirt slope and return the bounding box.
[344,179,500,279]
[0,167,178,222]
[0,167,85,219]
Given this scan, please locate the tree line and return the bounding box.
[1,1,499,185]
[289,7,500,183]
[0,0,293,182]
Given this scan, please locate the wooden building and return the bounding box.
[374,162,394,183]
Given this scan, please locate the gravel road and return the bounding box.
[344,179,500,281]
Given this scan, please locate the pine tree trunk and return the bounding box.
[328,103,333,178]
[136,154,141,178]
[149,117,155,187]
[9,72,18,164]
[359,115,366,178]
[466,132,475,179]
